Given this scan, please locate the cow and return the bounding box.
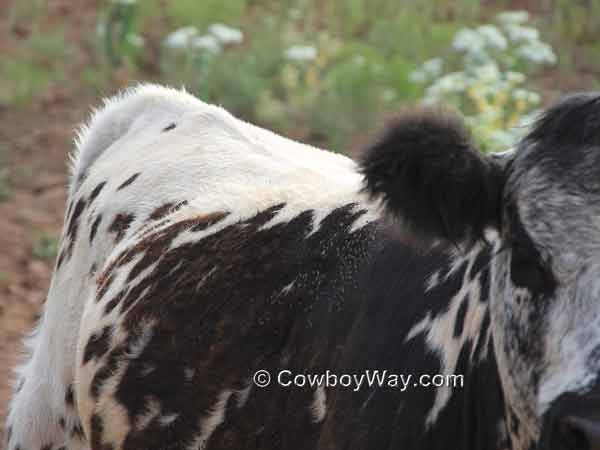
[5,83,600,450]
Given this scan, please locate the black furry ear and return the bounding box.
[360,107,503,247]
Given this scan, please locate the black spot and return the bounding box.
[71,422,85,440]
[104,291,124,316]
[65,384,75,407]
[95,274,114,302]
[71,422,85,439]
[90,344,126,398]
[453,298,469,338]
[117,173,141,191]
[90,413,106,449]
[83,326,114,364]
[148,202,176,221]
[56,248,67,270]
[89,181,107,204]
[90,214,103,244]
[66,198,87,245]
[162,123,176,132]
[96,274,114,302]
[59,417,66,429]
[109,213,135,242]
[41,444,52,450]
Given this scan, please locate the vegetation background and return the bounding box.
[1,0,599,437]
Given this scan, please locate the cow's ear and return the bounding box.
[360,108,503,247]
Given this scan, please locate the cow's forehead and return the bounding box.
[505,147,600,270]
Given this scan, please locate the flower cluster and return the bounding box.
[164,23,244,54]
[411,11,556,151]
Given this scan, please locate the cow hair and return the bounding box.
[360,107,503,247]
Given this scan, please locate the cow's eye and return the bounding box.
[510,245,555,293]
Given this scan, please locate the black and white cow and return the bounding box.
[6,84,600,450]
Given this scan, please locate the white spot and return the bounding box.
[425,270,441,292]
[405,246,489,427]
[141,363,155,376]
[185,368,195,381]
[136,397,161,430]
[159,413,179,427]
[236,383,252,409]
[126,320,155,359]
[195,266,218,292]
[311,386,327,423]
[281,280,296,295]
[188,389,233,450]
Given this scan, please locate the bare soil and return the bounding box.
[0,0,102,439]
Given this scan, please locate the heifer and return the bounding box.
[5,84,600,450]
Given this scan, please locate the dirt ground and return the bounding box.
[0,0,104,438]
[0,92,92,438]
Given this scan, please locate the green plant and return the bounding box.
[0,147,10,202]
[33,235,59,260]
[412,11,556,152]
[98,0,144,67]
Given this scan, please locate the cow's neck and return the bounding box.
[416,329,511,450]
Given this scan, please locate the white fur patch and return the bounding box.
[405,246,490,427]
[188,389,233,450]
[311,386,327,423]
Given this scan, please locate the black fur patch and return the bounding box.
[526,93,600,149]
[162,123,176,132]
[109,213,135,243]
[64,197,88,258]
[83,326,114,364]
[90,214,103,243]
[360,108,503,246]
[89,181,107,204]
[71,422,85,439]
[148,202,176,221]
[65,384,75,407]
[117,173,141,191]
[453,298,469,338]
[56,248,66,270]
[90,413,113,450]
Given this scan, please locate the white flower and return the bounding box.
[208,23,243,45]
[96,23,106,38]
[191,35,221,53]
[474,63,500,83]
[504,24,539,43]
[285,45,317,63]
[477,25,508,51]
[422,58,443,77]
[164,26,199,49]
[453,28,484,52]
[517,42,557,65]
[425,72,467,101]
[527,91,541,104]
[496,11,529,25]
[488,129,520,149]
[506,71,526,84]
[127,34,145,47]
[410,69,427,83]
